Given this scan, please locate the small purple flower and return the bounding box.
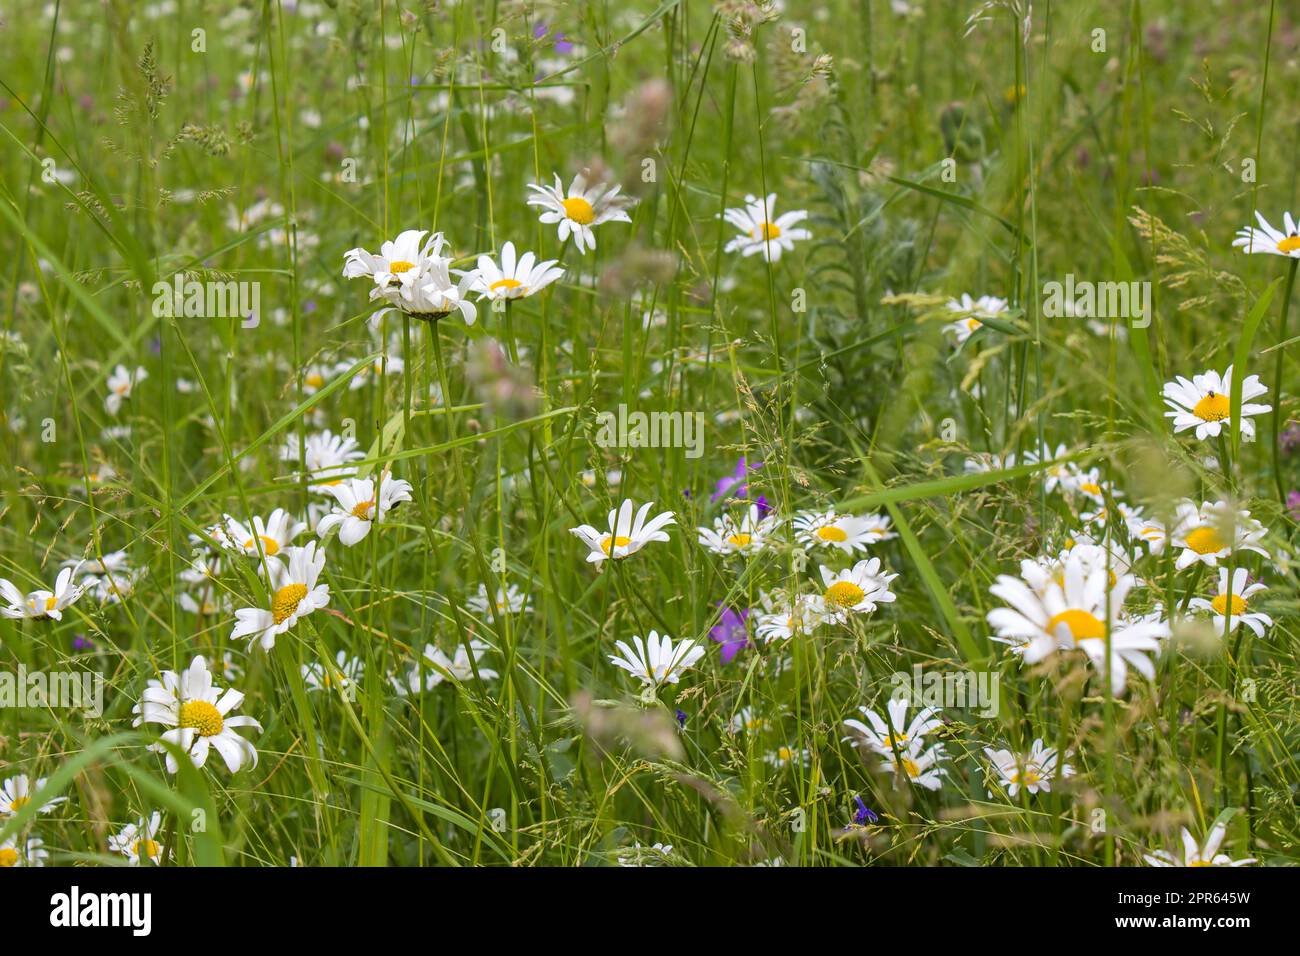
[675,709,687,729]
[711,456,761,504]
[1287,490,1300,522]
[753,494,771,519]
[1282,424,1300,456]
[852,795,878,826]
[709,605,750,664]
[72,635,94,651]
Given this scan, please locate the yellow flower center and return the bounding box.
[727,533,752,549]
[243,535,279,556]
[389,260,416,274]
[1014,768,1043,786]
[1211,593,1248,616]
[1045,608,1106,642]
[350,499,375,520]
[1277,235,1300,253]
[1188,859,1214,867]
[305,373,324,388]
[272,583,308,624]
[755,221,782,241]
[44,596,57,612]
[489,277,524,292]
[824,580,866,608]
[10,796,30,811]
[777,746,794,761]
[880,733,908,750]
[901,758,921,778]
[1185,526,1225,555]
[133,838,160,860]
[815,525,848,542]
[1192,391,1231,422]
[965,317,982,332]
[178,699,224,737]
[562,197,595,225]
[0,847,17,867]
[600,535,632,556]
[1079,482,1102,496]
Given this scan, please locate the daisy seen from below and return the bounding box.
[132,654,261,774]
[393,640,499,694]
[0,774,68,816]
[817,557,899,624]
[608,631,706,689]
[221,508,306,560]
[570,498,676,565]
[302,650,364,694]
[945,293,1008,344]
[721,192,811,262]
[1169,499,1268,571]
[526,170,634,254]
[0,564,88,620]
[1162,366,1270,442]
[697,503,780,556]
[794,509,895,553]
[281,429,365,491]
[984,739,1073,797]
[231,541,330,651]
[104,364,147,415]
[0,835,47,867]
[842,697,943,757]
[108,812,166,866]
[1143,822,1256,867]
[467,241,564,301]
[1188,568,1272,637]
[1232,210,1300,258]
[315,472,413,546]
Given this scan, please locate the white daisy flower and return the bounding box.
[1070,467,1120,504]
[1143,822,1256,867]
[984,738,1073,797]
[945,293,1008,344]
[393,640,499,694]
[105,364,147,415]
[570,498,676,565]
[467,241,564,301]
[880,738,948,791]
[816,558,899,623]
[764,744,810,768]
[466,583,531,618]
[728,706,771,735]
[302,650,364,693]
[230,542,331,650]
[526,171,634,254]
[342,228,447,295]
[1023,443,1078,495]
[1126,513,1169,555]
[0,564,89,620]
[697,503,780,556]
[132,654,262,774]
[1232,209,1300,258]
[0,835,47,867]
[0,774,68,816]
[1188,568,1272,637]
[986,553,1167,696]
[754,592,823,641]
[108,812,166,866]
[842,698,944,757]
[280,429,365,491]
[1169,499,1269,571]
[1163,366,1270,442]
[221,508,307,560]
[315,473,413,547]
[721,192,811,262]
[608,631,706,688]
[794,509,894,552]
